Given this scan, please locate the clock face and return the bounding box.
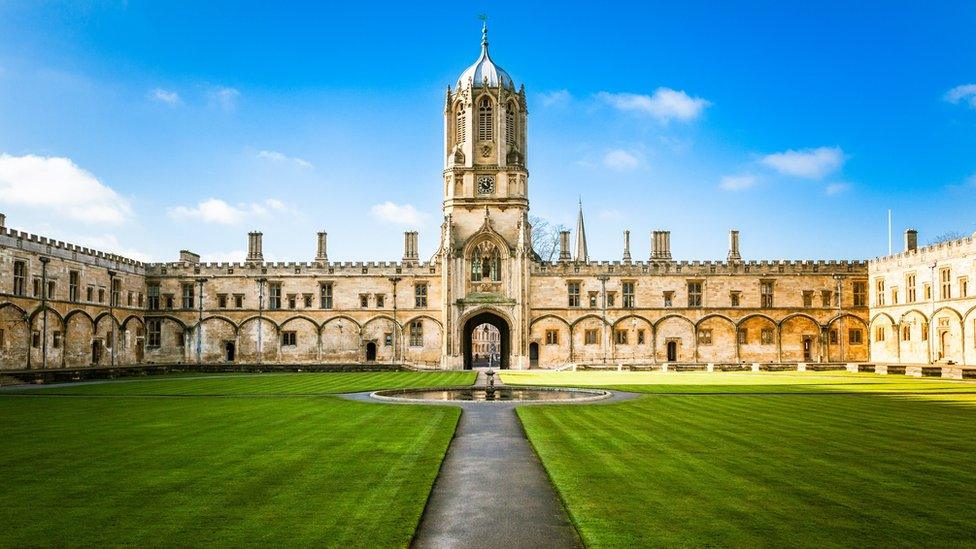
[477,175,495,195]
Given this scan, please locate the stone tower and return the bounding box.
[438,23,532,369]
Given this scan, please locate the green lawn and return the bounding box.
[0,371,474,547]
[516,372,976,547]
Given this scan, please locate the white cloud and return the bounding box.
[370,201,427,226]
[72,233,153,262]
[167,198,293,225]
[944,84,976,108]
[598,88,711,122]
[825,183,849,196]
[719,174,758,191]
[0,153,131,224]
[603,149,641,171]
[150,88,181,105]
[257,150,313,169]
[538,90,571,107]
[760,146,845,179]
[208,86,240,111]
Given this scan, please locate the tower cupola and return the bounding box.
[456,23,515,90]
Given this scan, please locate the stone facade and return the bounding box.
[0,29,878,371]
[869,230,976,366]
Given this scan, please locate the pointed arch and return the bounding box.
[571,313,609,329]
[64,309,95,329]
[735,313,778,327]
[695,313,736,329]
[529,314,570,329]
[28,305,64,325]
[361,315,399,330]
[320,315,362,332]
[239,315,280,332]
[196,315,239,334]
[777,312,823,329]
[870,312,897,326]
[93,311,121,329]
[963,304,976,323]
[120,314,146,330]
[279,315,321,331]
[612,314,653,329]
[403,314,443,329]
[653,314,695,329]
[898,309,929,323]
[0,302,28,319]
[144,314,187,330]
[825,312,868,330]
[477,93,494,141]
[932,306,964,323]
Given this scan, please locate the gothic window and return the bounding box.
[147,319,161,348]
[687,281,703,308]
[268,282,282,310]
[584,329,598,345]
[282,331,297,346]
[181,283,194,309]
[12,260,26,296]
[69,271,79,302]
[760,280,774,308]
[478,96,493,141]
[761,328,774,345]
[853,281,867,306]
[697,329,712,345]
[622,282,635,308]
[545,330,559,345]
[568,282,581,308]
[471,241,501,282]
[415,283,428,308]
[454,104,466,146]
[505,102,517,146]
[320,283,333,309]
[906,273,916,302]
[940,268,951,299]
[409,321,424,346]
[615,330,628,345]
[849,329,863,344]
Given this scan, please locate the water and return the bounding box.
[373,387,610,402]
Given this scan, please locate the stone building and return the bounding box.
[0,26,875,371]
[869,229,976,366]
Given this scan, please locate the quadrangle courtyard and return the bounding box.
[1,370,975,547]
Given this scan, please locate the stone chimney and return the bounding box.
[179,250,200,263]
[650,230,672,260]
[316,231,328,262]
[559,230,571,261]
[622,230,632,262]
[727,230,741,262]
[0,213,6,228]
[403,231,419,262]
[904,229,918,252]
[247,231,264,262]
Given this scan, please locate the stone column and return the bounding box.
[622,230,631,263]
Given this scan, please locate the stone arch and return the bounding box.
[278,316,318,363]
[569,315,607,364]
[738,314,778,363]
[461,309,511,369]
[696,314,737,363]
[403,316,443,367]
[931,306,965,363]
[91,313,123,366]
[896,309,930,365]
[119,315,146,365]
[188,316,239,363]
[320,315,361,363]
[64,309,95,367]
[28,305,64,326]
[28,308,65,368]
[529,315,572,367]
[780,314,822,362]
[237,317,279,364]
[824,313,869,362]
[870,312,898,361]
[655,315,695,362]
[571,313,609,329]
[611,314,653,362]
[194,315,239,334]
[0,303,29,369]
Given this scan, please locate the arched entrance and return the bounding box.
[365,341,377,362]
[224,341,235,362]
[666,340,677,362]
[529,342,539,368]
[463,311,510,369]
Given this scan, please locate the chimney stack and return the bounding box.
[904,229,918,252]
[727,229,741,261]
[316,231,328,262]
[403,231,419,262]
[179,250,200,264]
[559,230,571,261]
[650,230,672,260]
[0,213,6,228]
[622,230,632,262]
[247,231,264,262]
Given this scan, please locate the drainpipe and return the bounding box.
[257,277,266,365]
[598,275,609,364]
[40,257,50,370]
[388,276,402,364]
[108,270,116,367]
[196,277,206,364]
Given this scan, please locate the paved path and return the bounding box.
[344,371,639,549]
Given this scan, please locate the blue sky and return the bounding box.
[0,1,974,263]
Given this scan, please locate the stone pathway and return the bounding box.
[344,370,639,549]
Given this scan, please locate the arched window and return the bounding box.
[478,97,493,141]
[505,103,517,147]
[471,241,502,283]
[455,105,466,144]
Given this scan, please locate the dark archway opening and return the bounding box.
[463,312,510,370]
[365,341,377,362]
[666,340,677,362]
[92,340,102,365]
[225,341,236,362]
[529,342,539,368]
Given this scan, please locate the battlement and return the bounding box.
[144,259,440,277]
[0,225,147,274]
[869,231,976,268]
[532,258,868,276]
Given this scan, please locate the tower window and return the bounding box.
[505,103,517,147]
[455,104,465,144]
[478,97,493,141]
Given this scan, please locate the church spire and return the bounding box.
[574,197,588,262]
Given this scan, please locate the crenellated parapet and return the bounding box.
[870,230,976,270]
[532,258,868,277]
[0,225,147,274]
[145,260,440,278]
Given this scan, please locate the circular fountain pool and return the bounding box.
[371,386,611,403]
